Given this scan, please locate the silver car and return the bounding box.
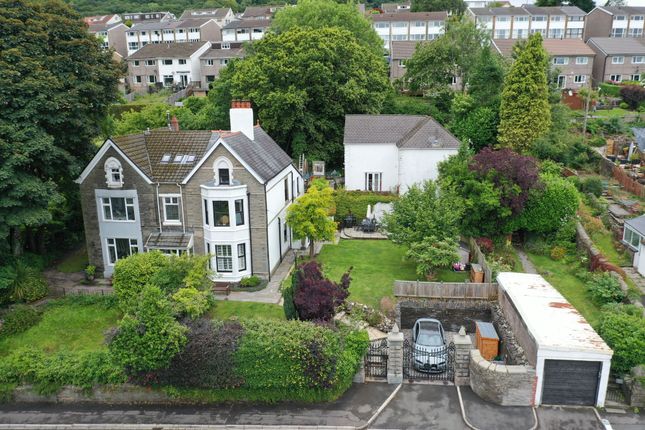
[412,318,447,373]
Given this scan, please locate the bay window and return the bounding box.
[215,245,233,272]
[237,243,246,271]
[213,201,230,226]
[235,199,244,226]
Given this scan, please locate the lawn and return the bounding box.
[317,240,418,308]
[208,301,285,321]
[526,252,602,328]
[55,246,88,273]
[0,301,120,356]
[579,204,632,267]
[592,108,635,119]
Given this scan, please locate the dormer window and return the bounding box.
[104,157,123,188]
[214,156,233,185]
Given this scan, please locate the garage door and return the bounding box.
[542,360,601,406]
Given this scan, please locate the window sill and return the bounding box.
[163,221,182,226]
[107,183,124,189]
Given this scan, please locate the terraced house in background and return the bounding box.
[587,37,645,84]
[76,101,303,280]
[372,11,447,50]
[584,6,645,40]
[83,14,129,59]
[125,18,222,56]
[467,5,586,40]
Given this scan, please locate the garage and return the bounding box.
[497,273,613,407]
[542,360,601,406]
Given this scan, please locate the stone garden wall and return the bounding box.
[469,350,536,406]
[396,298,493,332]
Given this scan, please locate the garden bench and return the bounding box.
[213,283,230,296]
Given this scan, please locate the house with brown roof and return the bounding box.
[372,11,447,50]
[587,37,645,84]
[240,5,284,20]
[492,38,595,90]
[199,42,245,89]
[126,42,211,92]
[76,101,303,280]
[343,114,461,193]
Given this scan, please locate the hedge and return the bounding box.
[599,82,621,98]
[333,189,398,221]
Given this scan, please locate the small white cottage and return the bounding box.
[343,114,460,193]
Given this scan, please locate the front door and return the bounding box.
[179,74,189,87]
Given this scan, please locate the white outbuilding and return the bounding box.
[497,272,613,407]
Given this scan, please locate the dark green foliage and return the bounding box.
[0,348,126,394]
[412,0,466,14]
[0,262,48,304]
[63,1,245,16]
[599,82,621,97]
[283,273,298,320]
[239,275,262,288]
[0,0,122,258]
[452,106,499,151]
[468,47,505,109]
[576,177,604,197]
[333,189,398,222]
[234,319,368,397]
[0,305,42,337]
[514,174,579,234]
[109,285,188,374]
[600,309,645,373]
[620,85,645,110]
[587,272,626,306]
[381,92,435,116]
[158,319,244,388]
[535,0,594,13]
[223,26,389,164]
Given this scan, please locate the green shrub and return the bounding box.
[109,285,188,374]
[0,305,42,337]
[0,262,48,304]
[589,136,606,148]
[0,348,126,395]
[112,252,167,311]
[282,273,298,320]
[588,272,626,306]
[550,246,566,261]
[333,189,398,222]
[234,319,367,398]
[239,276,262,288]
[600,310,645,373]
[171,287,212,319]
[599,83,621,97]
[578,177,603,197]
[620,102,630,109]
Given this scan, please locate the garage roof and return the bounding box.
[497,273,612,357]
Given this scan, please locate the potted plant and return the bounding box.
[84,265,96,283]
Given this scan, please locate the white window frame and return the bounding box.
[106,238,138,265]
[104,157,123,188]
[633,56,645,64]
[632,74,641,82]
[575,56,588,65]
[574,75,586,84]
[612,56,625,64]
[162,195,181,225]
[145,59,156,66]
[205,59,214,66]
[162,59,173,65]
[552,57,569,65]
[365,172,382,192]
[610,74,622,82]
[237,243,247,271]
[101,197,136,222]
[178,59,187,65]
[215,244,233,272]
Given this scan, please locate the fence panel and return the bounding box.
[393,280,498,300]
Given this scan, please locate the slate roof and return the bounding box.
[127,41,209,59]
[587,37,645,56]
[130,18,212,32]
[179,8,230,20]
[391,40,428,60]
[492,38,595,57]
[601,6,645,15]
[111,126,292,184]
[343,115,460,149]
[241,5,282,18]
[200,46,244,60]
[625,214,645,236]
[223,19,271,29]
[372,11,447,21]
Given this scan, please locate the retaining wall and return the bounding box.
[396,298,493,332]
[469,349,536,406]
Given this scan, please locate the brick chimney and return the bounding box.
[170,115,180,132]
[229,100,254,140]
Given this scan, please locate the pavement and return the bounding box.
[1,383,642,430]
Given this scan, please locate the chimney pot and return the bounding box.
[229,100,254,140]
[170,115,180,132]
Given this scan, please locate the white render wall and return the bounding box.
[344,144,399,192]
[398,148,458,193]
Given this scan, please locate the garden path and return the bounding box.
[621,267,645,306]
[514,247,538,274]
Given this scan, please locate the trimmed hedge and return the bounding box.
[599,83,621,98]
[0,305,42,338]
[333,189,398,222]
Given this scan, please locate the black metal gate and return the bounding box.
[403,339,455,382]
[364,338,388,378]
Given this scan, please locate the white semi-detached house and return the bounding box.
[467,5,586,40]
[584,6,645,39]
[126,42,211,92]
[125,18,221,56]
[76,101,303,281]
[343,115,460,194]
[372,11,447,51]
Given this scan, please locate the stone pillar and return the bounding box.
[453,326,474,386]
[387,324,404,384]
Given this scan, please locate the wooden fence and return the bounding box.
[393,280,498,300]
[599,156,645,198]
[468,238,494,283]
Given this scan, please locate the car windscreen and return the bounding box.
[416,332,443,347]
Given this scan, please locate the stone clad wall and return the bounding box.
[469,350,536,406]
[396,298,493,332]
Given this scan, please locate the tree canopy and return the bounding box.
[271,0,383,56]
[404,17,489,95]
[221,26,389,164]
[412,0,466,14]
[0,0,122,257]
[497,34,551,153]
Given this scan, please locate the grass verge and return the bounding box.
[208,301,285,321]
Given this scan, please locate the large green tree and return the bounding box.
[497,34,551,153]
[0,0,122,256]
[535,0,595,13]
[221,27,389,163]
[412,0,466,14]
[271,0,383,56]
[404,17,489,95]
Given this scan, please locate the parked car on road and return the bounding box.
[412,318,447,373]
